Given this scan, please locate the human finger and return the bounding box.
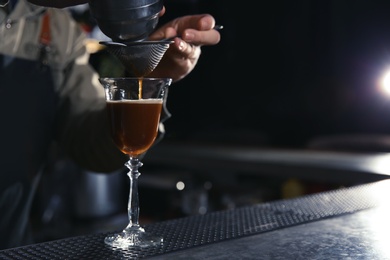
[180,26,221,46]
[173,38,201,60]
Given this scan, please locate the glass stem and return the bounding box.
[125,157,143,229]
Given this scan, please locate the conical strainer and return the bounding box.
[100,40,173,77]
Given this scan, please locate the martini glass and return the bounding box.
[99,77,172,248]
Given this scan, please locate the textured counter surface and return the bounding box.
[1,179,390,259]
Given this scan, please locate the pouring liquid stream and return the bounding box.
[138,78,143,99]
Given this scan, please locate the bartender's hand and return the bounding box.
[147,14,221,82]
[26,0,221,82]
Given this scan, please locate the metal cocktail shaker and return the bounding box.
[88,0,164,42]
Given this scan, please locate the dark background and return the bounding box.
[155,0,390,148]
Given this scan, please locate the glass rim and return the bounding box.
[99,77,173,85]
[99,77,172,81]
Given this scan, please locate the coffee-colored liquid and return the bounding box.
[106,99,163,157]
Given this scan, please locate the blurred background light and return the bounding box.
[378,68,390,96]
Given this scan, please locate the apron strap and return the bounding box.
[39,11,51,46]
[38,11,51,68]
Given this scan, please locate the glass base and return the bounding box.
[104,228,163,249]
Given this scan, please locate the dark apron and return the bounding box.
[0,54,58,249]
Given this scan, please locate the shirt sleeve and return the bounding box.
[50,9,127,172]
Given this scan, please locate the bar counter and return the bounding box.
[2,179,390,259]
[144,142,390,184]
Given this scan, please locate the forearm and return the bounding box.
[55,57,127,172]
[57,107,127,172]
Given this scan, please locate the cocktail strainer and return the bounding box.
[89,0,164,42]
[100,40,173,77]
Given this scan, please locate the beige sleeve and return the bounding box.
[50,10,127,172]
[54,60,127,172]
